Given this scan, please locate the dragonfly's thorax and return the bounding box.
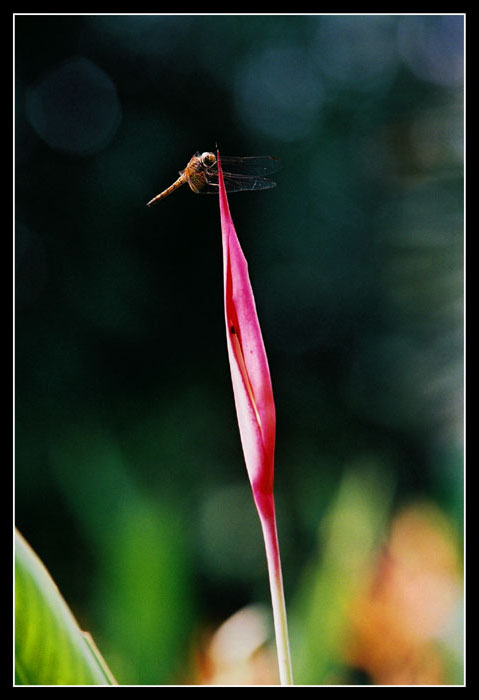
[183,152,216,193]
[188,170,209,193]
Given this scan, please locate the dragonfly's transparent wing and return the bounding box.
[219,156,281,177]
[200,171,277,194]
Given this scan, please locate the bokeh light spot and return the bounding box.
[397,15,464,87]
[26,57,122,155]
[313,15,399,91]
[234,44,324,142]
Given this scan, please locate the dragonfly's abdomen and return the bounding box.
[146,174,186,206]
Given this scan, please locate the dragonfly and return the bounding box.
[146,151,280,206]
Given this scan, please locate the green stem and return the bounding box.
[257,496,294,685]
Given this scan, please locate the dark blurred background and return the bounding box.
[15,14,464,685]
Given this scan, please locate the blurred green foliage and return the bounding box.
[15,14,463,685]
[292,463,395,684]
[15,529,116,685]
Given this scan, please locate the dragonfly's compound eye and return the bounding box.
[201,152,216,168]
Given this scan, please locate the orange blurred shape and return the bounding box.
[345,503,462,685]
[193,605,279,685]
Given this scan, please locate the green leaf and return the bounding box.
[15,528,117,686]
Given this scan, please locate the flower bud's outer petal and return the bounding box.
[217,151,276,498]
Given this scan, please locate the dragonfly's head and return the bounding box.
[200,152,216,169]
